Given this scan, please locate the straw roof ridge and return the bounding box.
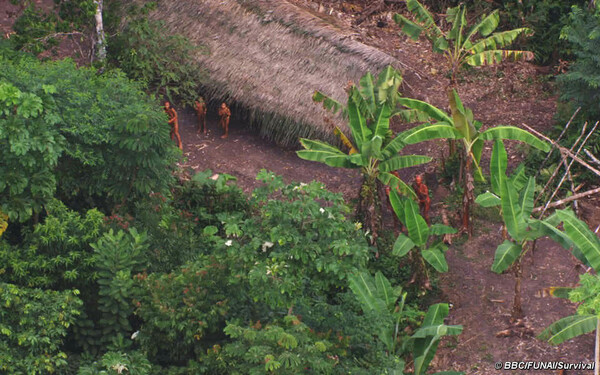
[149,0,405,146]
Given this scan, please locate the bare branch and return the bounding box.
[532,186,600,213]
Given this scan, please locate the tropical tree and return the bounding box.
[394,0,534,83]
[388,191,456,288]
[298,67,433,244]
[398,90,549,236]
[475,141,559,318]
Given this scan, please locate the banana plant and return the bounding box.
[298,67,433,245]
[475,141,572,319]
[537,209,600,375]
[348,271,463,375]
[394,0,533,83]
[388,189,456,288]
[398,90,549,236]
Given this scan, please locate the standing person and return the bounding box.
[218,102,231,139]
[413,174,431,225]
[164,101,182,150]
[194,97,207,135]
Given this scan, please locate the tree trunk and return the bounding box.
[461,152,474,237]
[512,259,523,319]
[94,0,106,61]
[357,174,382,249]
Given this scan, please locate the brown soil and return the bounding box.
[3,1,600,374]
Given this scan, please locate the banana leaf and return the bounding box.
[404,199,429,246]
[556,209,600,272]
[500,179,527,241]
[490,140,507,195]
[380,155,432,172]
[475,191,501,207]
[422,247,449,272]
[539,314,597,345]
[467,49,535,66]
[480,126,549,152]
[401,123,461,145]
[393,234,415,257]
[491,240,522,273]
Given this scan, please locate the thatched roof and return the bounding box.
[149,0,404,146]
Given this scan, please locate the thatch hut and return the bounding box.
[149,0,404,146]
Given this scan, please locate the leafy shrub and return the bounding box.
[108,4,208,107]
[0,81,64,222]
[0,283,82,374]
[0,45,178,213]
[77,350,153,375]
[200,316,342,374]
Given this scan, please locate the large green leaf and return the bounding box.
[475,191,501,207]
[404,199,429,246]
[412,303,460,375]
[299,138,344,153]
[429,224,457,235]
[424,303,449,326]
[380,155,432,172]
[397,98,452,123]
[509,164,528,191]
[405,0,445,41]
[468,28,531,54]
[348,272,385,314]
[500,179,526,241]
[448,89,477,142]
[401,123,461,145]
[323,155,357,168]
[422,248,448,272]
[463,10,499,49]
[376,66,402,106]
[393,233,415,258]
[381,134,407,159]
[379,173,417,199]
[519,176,535,219]
[347,97,370,149]
[480,126,549,152]
[388,189,405,222]
[372,104,392,138]
[312,91,344,116]
[394,14,425,40]
[557,209,600,272]
[490,140,507,195]
[361,135,383,160]
[374,271,400,310]
[297,139,348,165]
[358,72,376,117]
[529,217,589,267]
[447,5,466,48]
[491,240,522,273]
[467,49,534,66]
[538,314,597,345]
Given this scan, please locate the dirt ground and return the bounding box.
[3,1,600,373]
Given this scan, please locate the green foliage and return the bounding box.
[0,283,82,375]
[77,350,153,375]
[556,6,600,155]
[109,10,209,107]
[92,229,148,346]
[389,193,455,275]
[0,81,64,222]
[0,199,104,288]
[492,0,586,64]
[201,316,342,374]
[394,0,533,81]
[0,46,177,213]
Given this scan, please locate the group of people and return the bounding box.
[164,98,231,150]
